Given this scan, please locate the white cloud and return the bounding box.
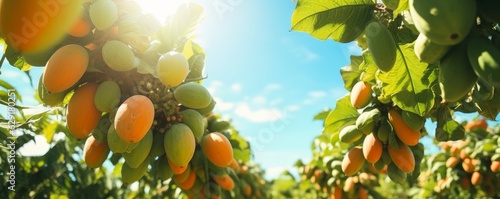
[207,80,223,95]
[252,96,267,104]
[213,97,234,112]
[287,105,300,112]
[308,91,327,99]
[230,83,242,92]
[265,83,282,91]
[19,135,50,156]
[234,103,283,122]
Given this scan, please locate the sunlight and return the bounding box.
[138,0,190,23]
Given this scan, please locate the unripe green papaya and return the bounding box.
[156,155,174,180]
[401,110,425,132]
[195,98,216,116]
[382,149,392,165]
[467,36,500,86]
[174,82,212,109]
[23,46,57,66]
[37,73,68,107]
[190,150,207,182]
[478,0,500,23]
[339,125,364,144]
[439,41,478,102]
[208,120,231,132]
[373,158,386,171]
[365,22,397,72]
[356,108,381,134]
[123,130,153,168]
[414,33,450,64]
[409,0,476,45]
[164,123,196,167]
[148,132,165,158]
[387,163,407,184]
[377,119,392,144]
[181,109,205,138]
[94,80,121,113]
[121,157,149,185]
[107,125,139,153]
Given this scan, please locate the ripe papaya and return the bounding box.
[445,157,459,168]
[208,120,231,132]
[341,147,365,176]
[174,82,212,109]
[464,118,487,131]
[439,41,478,102]
[471,171,483,185]
[409,0,476,45]
[356,108,380,134]
[102,40,139,71]
[363,133,383,163]
[164,123,196,167]
[181,109,205,139]
[94,80,121,113]
[123,130,153,168]
[156,155,174,180]
[67,83,101,140]
[83,136,110,168]
[107,124,138,153]
[168,157,188,175]
[156,51,189,87]
[462,158,475,173]
[68,15,91,38]
[212,174,235,191]
[388,109,420,146]
[148,132,166,158]
[490,161,500,172]
[350,81,372,109]
[114,95,154,143]
[401,110,425,132]
[387,163,407,184]
[229,157,241,173]
[388,141,415,173]
[121,157,149,185]
[414,33,450,64]
[173,165,192,184]
[365,22,397,72]
[195,98,216,116]
[89,0,118,30]
[43,44,89,93]
[343,176,355,193]
[37,73,67,107]
[467,36,500,85]
[175,169,196,190]
[201,132,233,167]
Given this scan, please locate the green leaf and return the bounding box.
[435,106,465,141]
[323,95,360,141]
[41,123,58,143]
[4,45,31,71]
[0,79,23,102]
[313,109,331,121]
[377,44,437,116]
[291,0,376,43]
[393,0,409,16]
[358,50,378,83]
[233,148,251,163]
[340,55,363,91]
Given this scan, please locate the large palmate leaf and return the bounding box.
[376,44,438,116]
[323,95,360,144]
[340,55,363,91]
[291,0,376,43]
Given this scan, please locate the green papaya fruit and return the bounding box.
[181,109,205,138]
[439,41,478,102]
[190,150,207,183]
[148,132,165,158]
[387,163,407,184]
[208,120,231,133]
[409,0,476,45]
[377,119,392,144]
[467,36,500,86]
[365,21,397,72]
[156,155,174,180]
[477,0,500,23]
[94,80,121,113]
[195,97,216,116]
[121,158,149,185]
[356,108,381,134]
[92,115,111,142]
[382,149,392,165]
[37,73,68,107]
[401,110,425,132]
[107,124,139,153]
[164,123,196,167]
[414,33,450,64]
[123,130,153,168]
[174,82,212,109]
[373,158,386,171]
[339,125,364,144]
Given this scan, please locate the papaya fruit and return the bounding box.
[148,132,166,158]
[445,156,459,168]
[37,73,67,107]
[168,157,188,175]
[123,130,153,168]
[388,109,420,146]
[229,157,241,173]
[89,0,117,30]
[156,51,190,87]
[339,125,363,144]
[195,98,216,116]
[350,81,372,109]
[174,82,212,109]
[201,132,233,167]
[94,80,121,113]
[388,141,415,173]
[212,174,235,191]
[363,133,383,163]
[341,147,365,176]
[102,40,139,71]
[23,46,58,66]
[439,41,478,102]
[175,169,197,190]
[471,171,483,185]
[387,163,407,184]
[343,176,355,193]
[373,158,386,172]
[114,95,154,143]
[490,161,500,172]
[356,108,380,134]
[156,155,174,180]
[377,119,391,144]
[164,123,196,167]
[359,187,368,199]
[83,136,110,168]
[365,22,397,72]
[460,176,471,190]
[0,0,84,53]
[67,83,101,140]
[208,120,231,133]
[414,33,450,64]
[409,0,476,45]
[464,118,487,131]
[43,44,89,93]
[67,15,91,38]
[173,164,192,184]
[401,110,425,132]
[477,0,500,23]
[181,109,205,139]
[121,157,149,185]
[107,124,139,153]
[462,158,475,173]
[467,36,500,86]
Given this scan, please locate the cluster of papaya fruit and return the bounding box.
[418,118,500,198]
[1,0,269,198]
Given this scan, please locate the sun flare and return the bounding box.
[138,0,190,23]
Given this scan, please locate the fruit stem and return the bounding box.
[185,75,208,83]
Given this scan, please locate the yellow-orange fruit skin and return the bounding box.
[83,136,110,168]
[229,157,240,172]
[114,95,154,143]
[462,158,474,173]
[342,147,365,176]
[465,119,487,131]
[201,132,233,167]
[363,133,383,163]
[350,81,372,109]
[388,141,415,173]
[331,186,343,199]
[68,16,91,37]
[244,184,252,196]
[43,44,89,93]
[67,83,101,140]
[359,187,368,199]
[0,0,84,53]
[491,161,500,172]
[471,171,482,186]
[388,109,420,146]
[175,169,196,190]
[446,157,459,168]
[213,175,235,191]
[168,157,188,175]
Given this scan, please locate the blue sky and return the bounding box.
[0,0,489,180]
